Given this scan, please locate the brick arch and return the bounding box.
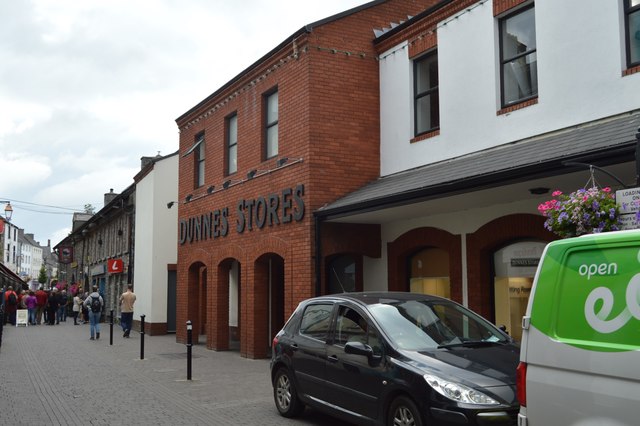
[205,244,246,351]
[176,248,209,344]
[466,213,554,319]
[387,227,462,303]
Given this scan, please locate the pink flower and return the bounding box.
[602,187,611,193]
[552,190,563,197]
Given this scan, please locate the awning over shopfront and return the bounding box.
[0,262,24,289]
[317,111,640,220]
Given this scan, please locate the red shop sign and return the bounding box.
[108,258,124,274]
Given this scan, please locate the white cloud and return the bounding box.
[0,0,368,246]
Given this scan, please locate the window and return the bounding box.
[265,90,278,159]
[194,133,205,188]
[626,0,640,68]
[335,306,382,355]
[299,303,333,341]
[327,255,356,294]
[226,114,238,175]
[499,5,537,107]
[414,51,439,135]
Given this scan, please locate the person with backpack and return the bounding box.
[4,286,17,325]
[84,286,103,340]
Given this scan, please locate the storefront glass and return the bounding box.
[328,255,356,294]
[409,248,450,298]
[493,240,546,341]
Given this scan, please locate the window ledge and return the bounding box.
[497,97,538,116]
[411,129,440,143]
[623,65,640,77]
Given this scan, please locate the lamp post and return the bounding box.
[0,201,12,221]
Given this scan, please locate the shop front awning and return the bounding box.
[0,262,24,289]
[317,111,640,220]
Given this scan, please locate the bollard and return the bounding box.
[109,309,114,346]
[140,314,146,360]
[0,304,4,348]
[186,320,192,380]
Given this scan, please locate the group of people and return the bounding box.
[2,286,72,326]
[1,283,136,341]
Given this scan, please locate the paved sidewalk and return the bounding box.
[0,320,351,426]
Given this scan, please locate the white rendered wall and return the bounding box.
[380,0,640,176]
[133,155,178,325]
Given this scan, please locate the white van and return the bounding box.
[517,230,640,426]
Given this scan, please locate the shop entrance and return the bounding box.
[493,240,546,341]
[255,254,284,357]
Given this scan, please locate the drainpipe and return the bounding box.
[314,216,322,297]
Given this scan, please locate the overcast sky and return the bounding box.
[0,0,367,249]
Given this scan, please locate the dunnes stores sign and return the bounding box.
[180,184,305,245]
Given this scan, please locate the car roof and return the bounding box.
[306,291,450,307]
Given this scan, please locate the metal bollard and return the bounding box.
[140,314,145,360]
[186,320,192,380]
[109,309,114,346]
[0,304,4,348]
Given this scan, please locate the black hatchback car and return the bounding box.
[270,292,519,426]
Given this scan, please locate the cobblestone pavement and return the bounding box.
[0,320,354,426]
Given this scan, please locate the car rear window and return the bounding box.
[299,303,333,342]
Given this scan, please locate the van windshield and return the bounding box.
[368,300,507,351]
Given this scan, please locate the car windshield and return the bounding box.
[368,299,508,351]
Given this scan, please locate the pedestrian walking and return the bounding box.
[47,289,59,325]
[57,289,68,323]
[119,283,136,338]
[72,292,82,325]
[3,286,17,325]
[35,287,47,325]
[25,291,37,325]
[84,286,103,340]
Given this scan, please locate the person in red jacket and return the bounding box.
[4,286,18,325]
[35,287,48,325]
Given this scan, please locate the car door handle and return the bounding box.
[291,343,298,351]
[327,355,339,363]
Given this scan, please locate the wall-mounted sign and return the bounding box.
[180,184,305,245]
[616,188,640,230]
[108,258,124,274]
[510,258,540,267]
[90,264,106,275]
[59,246,74,264]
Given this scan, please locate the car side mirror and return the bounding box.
[344,341,373,357]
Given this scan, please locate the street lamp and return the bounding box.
[0,201,12,221]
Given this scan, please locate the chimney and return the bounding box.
[104,188,118,206]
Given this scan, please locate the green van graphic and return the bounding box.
[530,233,640,352]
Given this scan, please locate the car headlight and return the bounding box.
[424,374,499,405]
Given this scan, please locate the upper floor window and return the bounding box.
[194,133,205,188]
[226,113,238,175]
[265,90,278,159]
[626,0,640,68]
[499,5,537,107]
[414,51,439,136]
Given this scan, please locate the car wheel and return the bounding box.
[388,395,423,426]
[273,368,304,417]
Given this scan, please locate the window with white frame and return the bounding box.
[626,0,640,68]
[194,133,205,188]
[265,90,278,159]
[414,51,439,136]
[226,113,238,175]
[499,4,537,107]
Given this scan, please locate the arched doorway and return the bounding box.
[187,261,207,344]
[253,253,285,358]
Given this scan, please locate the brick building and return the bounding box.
[176,0,640,359]
[175,0,438,358]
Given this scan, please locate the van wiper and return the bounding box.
[437,340,506,349]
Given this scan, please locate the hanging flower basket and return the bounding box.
[537,186,620,238]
